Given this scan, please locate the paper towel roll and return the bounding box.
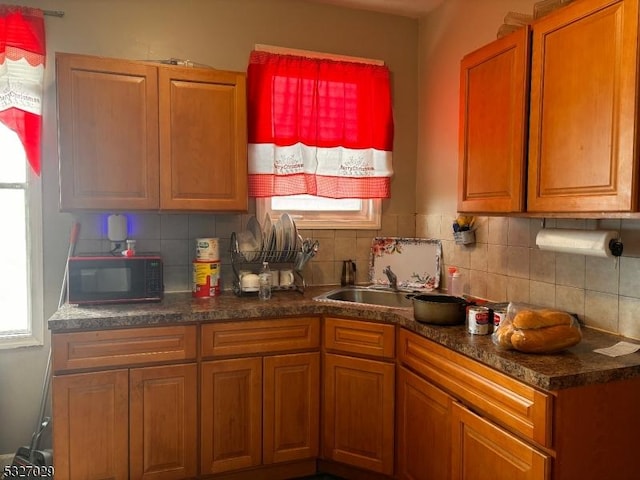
[535,229,621,258]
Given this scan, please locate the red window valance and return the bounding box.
[247,50,394,199]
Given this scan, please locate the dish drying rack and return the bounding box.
[230,232,317,296]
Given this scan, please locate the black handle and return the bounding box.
[609,239,624,257]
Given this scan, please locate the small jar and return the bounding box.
[450,271,462,296]
[448,266,463,297]
[123,239,136,257]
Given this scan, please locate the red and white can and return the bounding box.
[192,260,220,298]
[492,307,507,330]
[467,306,490,335]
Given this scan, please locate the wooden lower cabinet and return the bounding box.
[200,352,320,476]
[201,357,263,475]
[451,402,550,480]
[396,366,453,480]
[130,364,198,480]
[396,368,551,480]
[52,370,129,480]
[52,364,197,480]
[322,352,395,476]
[263,352,320,464]
[397,328,552,480]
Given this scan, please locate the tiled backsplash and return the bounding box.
[72,212,416,293]
[417,214,640,341]
[72,211,640,340]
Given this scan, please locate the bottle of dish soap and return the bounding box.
[258,262,272,300]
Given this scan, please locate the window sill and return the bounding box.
[0,334,44,350]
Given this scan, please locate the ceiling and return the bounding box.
[309,0,446,18]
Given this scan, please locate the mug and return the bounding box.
[241,273,260,291]
[280,269,294,287]
[270,270,280,287]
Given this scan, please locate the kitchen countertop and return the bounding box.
[48,287,640,391]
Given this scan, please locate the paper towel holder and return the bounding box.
[536,224,624,258]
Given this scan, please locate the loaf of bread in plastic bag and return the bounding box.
[492,304,581,353]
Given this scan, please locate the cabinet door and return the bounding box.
[451,402,550,480]
[263,352,320,464]
[201,357,262,474]
[52,370,129,480]
[528,0,640,212]
[397,367,452,480]
[56,53,159,210]
[130,364,197,480]
[322,353,395,476]
[159,66,248,211]
[458,27,530,213]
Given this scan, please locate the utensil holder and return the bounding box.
[454,230,476,245]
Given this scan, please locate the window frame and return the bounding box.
[256,196,381,229]
[0,144,44,349]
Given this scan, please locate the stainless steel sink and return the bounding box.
[314,286,414,308]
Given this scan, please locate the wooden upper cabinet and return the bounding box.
[458,26,530,213]
[56,53,248,212]
[57,53,160,210]
[159,66,248,211]
[527,0,640,212]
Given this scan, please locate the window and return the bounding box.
[257,196,381,229]
[248,46,393,229]
[0,122,43,348]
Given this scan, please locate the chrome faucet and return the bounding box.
[383,265,398,291]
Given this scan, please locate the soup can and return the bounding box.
[492,307,507,331]
[195,238,219,261]
[467,306,490,335]
[192,260,220,298]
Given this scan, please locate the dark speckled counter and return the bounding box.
[48,288,640,392]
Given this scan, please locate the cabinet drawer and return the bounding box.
[53,325,197,372]
[398,328,552,447]
[201,317,320,358]
[451,402,551,480]
[324,317,395,359]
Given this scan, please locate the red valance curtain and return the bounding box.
[247,50,394,198]
[0,5,46,175]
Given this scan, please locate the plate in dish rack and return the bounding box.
[369,237,442,291]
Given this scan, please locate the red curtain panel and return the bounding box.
[0,5,46,175]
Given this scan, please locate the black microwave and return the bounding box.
[67,254,163,305]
